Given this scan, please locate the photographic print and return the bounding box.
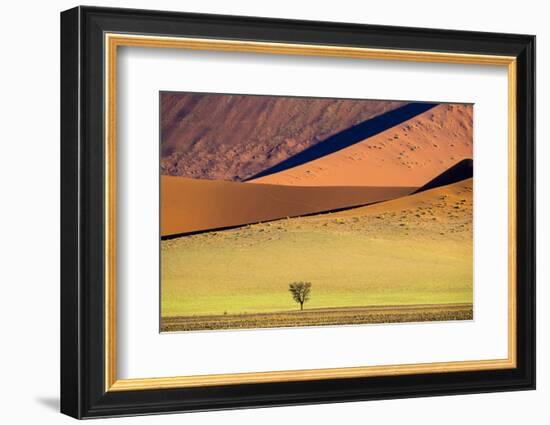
[160,92,474,332]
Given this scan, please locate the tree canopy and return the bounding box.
[288,281,312,310]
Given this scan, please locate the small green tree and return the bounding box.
[288,281,312,311]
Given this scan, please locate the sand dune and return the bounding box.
[250,104,472,187]
[331,177,473,230]
[246,102,437,180]
[161,176,416,237]
[160,93,406,181]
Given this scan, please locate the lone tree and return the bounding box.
[288,281,312,311]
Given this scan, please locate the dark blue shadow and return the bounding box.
[415,158,473,193]
[246,102,438,181]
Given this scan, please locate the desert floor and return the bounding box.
[161,179,473,329]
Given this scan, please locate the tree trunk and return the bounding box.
[300,302,303,310]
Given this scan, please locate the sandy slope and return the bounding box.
[335,177,472,216]
[328,178,473,240]
[250,104,472,187]
[161,175,416,237]
[160,92,405,181]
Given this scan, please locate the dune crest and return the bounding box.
[161,176,416,237]
[250,104,473,187]
[332,177,473,221]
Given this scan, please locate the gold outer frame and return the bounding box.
[104,33,517,392]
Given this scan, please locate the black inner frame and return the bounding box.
[60,6,535,419]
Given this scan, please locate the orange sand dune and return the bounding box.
[332,178,473,220]
[161,176,416,237]
[250,104,472,187]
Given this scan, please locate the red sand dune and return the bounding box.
[250,104,472,187]
[160,93,405,181]
[161,176,416,237]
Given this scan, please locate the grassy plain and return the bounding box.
[161,179,473,327]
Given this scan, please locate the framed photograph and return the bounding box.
[60,6,535,419]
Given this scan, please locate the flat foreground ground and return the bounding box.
[161,303,473,332]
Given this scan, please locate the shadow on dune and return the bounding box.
[415,159,473,193]
[246,102,438,181]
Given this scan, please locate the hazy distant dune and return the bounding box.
[160,92,406,181]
